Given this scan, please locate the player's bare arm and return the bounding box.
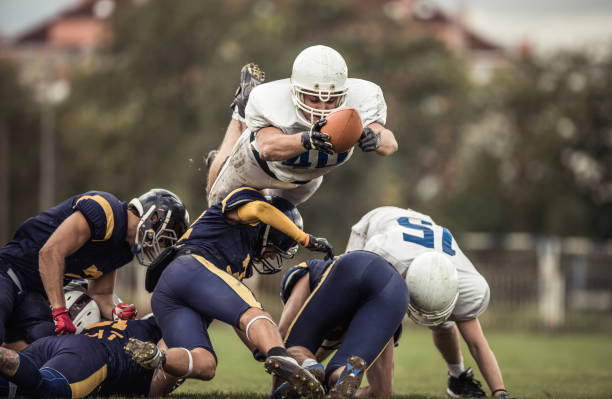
[278,274,311,339]
[457,318,507,398]
[87,270,118,320]
[39,211,91,309]
[255,126,310,161]
[367,122,398,156]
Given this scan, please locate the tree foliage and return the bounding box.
[4,0,612,244]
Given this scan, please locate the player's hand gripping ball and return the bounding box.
[320,107,363,153]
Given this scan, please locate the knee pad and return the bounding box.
[39,368,71,399]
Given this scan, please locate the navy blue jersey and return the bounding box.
[21,318,162,397]
[176,187,266,281]
[280,257,331,304]
[0,191,133,293]
[83,318,162,395]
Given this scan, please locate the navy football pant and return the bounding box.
[0,270,54,344]
[151,254,262,359]
[284,252,409,376]
[1,334,110,398]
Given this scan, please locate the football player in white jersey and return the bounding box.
[346,206,515,399]
[206,45,398,206]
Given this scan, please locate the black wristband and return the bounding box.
[492,388,507,396]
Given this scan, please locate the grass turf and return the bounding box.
[167,323,612,399]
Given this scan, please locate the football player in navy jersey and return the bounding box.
[272,250,409,399]
[125,186,333,398]
[0,188,188,344]
[0,317,179,398]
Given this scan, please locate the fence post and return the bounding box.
[537,237,565,329]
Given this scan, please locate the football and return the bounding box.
[320,107,363,153]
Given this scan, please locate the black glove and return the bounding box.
[303,234,334,260]
[358,127,381,152]
[301,119,333,154]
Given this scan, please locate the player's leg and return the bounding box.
[206,63,265,194]
[325,253,408,397]
[0,270,19,344]
[149,258,218,380]
[207,130,282,206]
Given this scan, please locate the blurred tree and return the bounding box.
[435,49,612,237]
[0,60,40,241]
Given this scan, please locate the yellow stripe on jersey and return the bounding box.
[283,258,338,342]
[193,254,262,309]
[237,201,308,244]
[221,186,259,214]
[69,364,108,398]
[74,195,115,241]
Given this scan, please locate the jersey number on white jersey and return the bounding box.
[397,217,456,256]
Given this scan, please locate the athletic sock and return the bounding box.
[267,346,290,358]
[448,359,465,378]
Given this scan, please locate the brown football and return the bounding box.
[320,107,363,153]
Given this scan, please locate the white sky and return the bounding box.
[1,0,612,52]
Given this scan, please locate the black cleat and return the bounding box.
[447,368,486,398]
[270,362,325,399]
[229,62,265,118]
[265,356,325,399]
[327,356,366,399]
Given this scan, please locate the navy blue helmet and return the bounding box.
[128,189,189,266]
[253,196,302,274]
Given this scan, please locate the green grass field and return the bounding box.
[168,323,612,399]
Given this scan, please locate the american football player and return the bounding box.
[0,317,180,398]
[272,250,409,399]
[124,187,332,398]
[0,188,188,343]
[346,207,516,399]
[206,45,398,206]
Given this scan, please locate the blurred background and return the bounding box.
[1,0,612,332]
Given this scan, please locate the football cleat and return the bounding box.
[124,338,166,369]
[270,362,325,399]
[265,355,325,399]
[447,368,486,398]
[230,62,265,118]
[326,356,366,399]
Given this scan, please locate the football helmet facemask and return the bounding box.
[253,196,302,275]
[128,189,189,266]
[405,251,459,327]
[290,45,348,126]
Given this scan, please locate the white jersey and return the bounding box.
[346,206,490,322]
[245,78,387,182]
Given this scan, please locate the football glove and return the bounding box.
[358,127,381,152]
[302,235,334,260]
[52,307,76,335]
[301,119,333,154]
[112,302,138,320]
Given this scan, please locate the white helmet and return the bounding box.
[64,289,102,333]
[405,252,459,327]
[290,45,349,125]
